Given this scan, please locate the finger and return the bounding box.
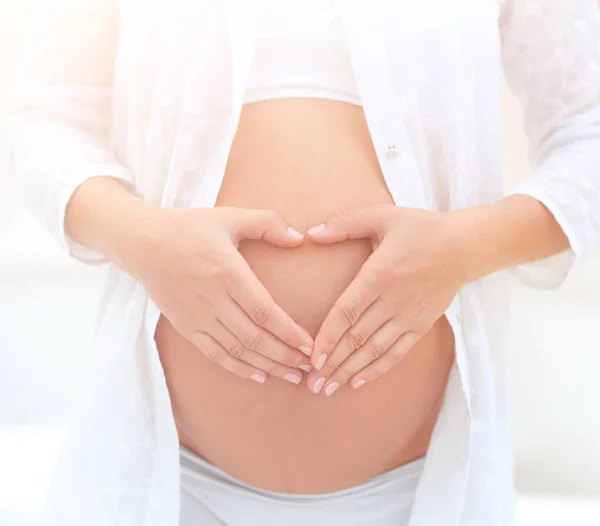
[226,252,314,355]
[306,206,389,245]
[231,208,305,248]
[306,298,391,393]
[317,317,407,394]
[217,295,310,369]
[188,330,267,384]
[310,260,381,372]
[349,331,421,390]
[211,320,311,384]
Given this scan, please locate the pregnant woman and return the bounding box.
[9,1,600,525]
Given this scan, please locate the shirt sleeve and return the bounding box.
[7,0,136,264]
[500,0,600,289]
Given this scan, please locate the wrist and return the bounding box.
[441,205,501,285]
[104,195,170,276]
[441,194,571,285]
[64,176,175,274]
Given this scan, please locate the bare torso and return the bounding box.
[155,99,455,494]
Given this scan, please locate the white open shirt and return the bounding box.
[8,1,600,525]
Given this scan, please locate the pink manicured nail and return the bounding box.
[284,373,302,384]
[299,345,313,357]
[251,374,266,384]
[288,227,304,239]
[307,224,326,235]
[313,377,325,394]
[299,364,313,373]
[315,354,327,370]
[353,379,366,389]
[325,382,339,396]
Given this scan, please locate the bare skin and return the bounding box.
[65,99,569,495]
[156,99,455,493]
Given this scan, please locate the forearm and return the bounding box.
[64,176,163,271]
[450,194,571,284]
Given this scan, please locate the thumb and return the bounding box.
[306,206,387,244]
[231,208,305,248]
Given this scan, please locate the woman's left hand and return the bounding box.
[304,204,470,395]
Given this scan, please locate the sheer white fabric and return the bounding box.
[7,1,600,525]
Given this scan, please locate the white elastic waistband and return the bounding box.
[179,445,424,526]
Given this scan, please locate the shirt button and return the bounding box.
[180,189,198,207]
[386,143,400,154]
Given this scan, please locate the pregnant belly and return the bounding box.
[155,99,455,493]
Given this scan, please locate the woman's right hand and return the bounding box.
[120,206,314,384]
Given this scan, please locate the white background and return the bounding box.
[0,1,599,525]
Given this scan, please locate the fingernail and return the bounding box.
[251,374,266,384]
[307,224,326,235]
[353,379,366,389]
[325,382,339,396]
[299,364,313,372]
[315,354,327,370]
[299,345,313,357]
[287,226,304,239]
[313,377,325,394]
[284,373,302,384]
